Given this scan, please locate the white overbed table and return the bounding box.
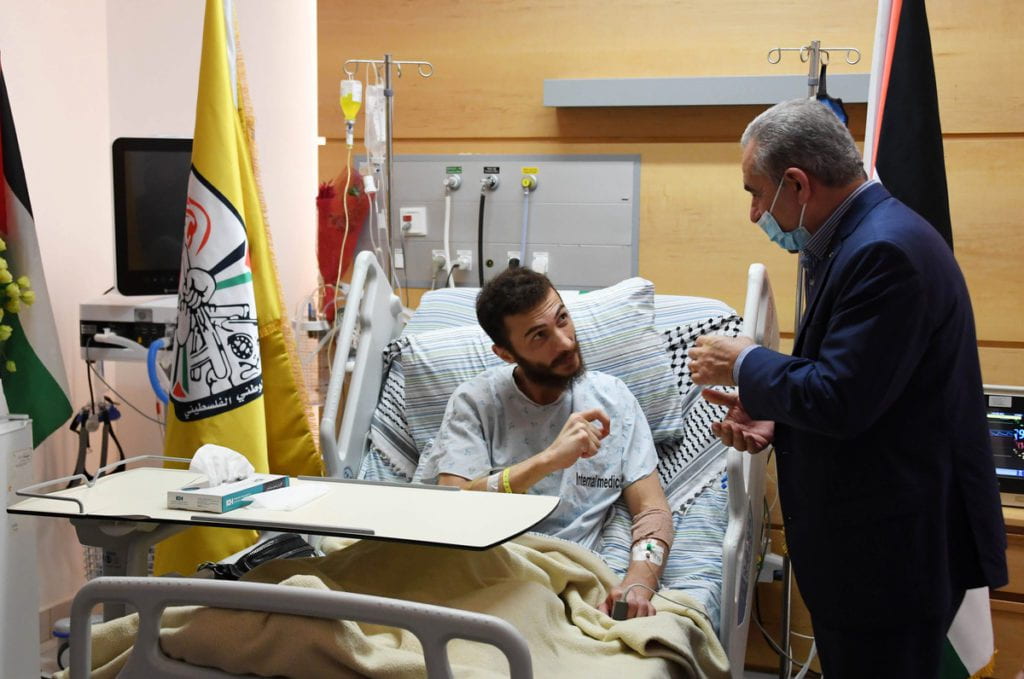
[8,465,559,619]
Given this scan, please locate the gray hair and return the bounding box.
[741,98,866,187]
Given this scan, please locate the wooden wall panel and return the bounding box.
[991,599,1024,679]
[318,0,876,142]
[945,137,1024,343]
[980,347,1024,387]
[928,0,1024,134]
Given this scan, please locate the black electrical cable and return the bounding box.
[107,425,127,472]
[85,336,96,414]
[86,364,96,412]
[477,192,486,286]
[88,362,164,425]
[103,397,127,467]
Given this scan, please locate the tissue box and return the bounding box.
[167,474,289,513]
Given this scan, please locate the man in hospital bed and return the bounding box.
[415,267,674,621]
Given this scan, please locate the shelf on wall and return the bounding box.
[543,74,870,107]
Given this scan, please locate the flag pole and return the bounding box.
[864,0,893,177]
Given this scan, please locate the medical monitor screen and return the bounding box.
[987,390,1024,497]
[112,137,191,295]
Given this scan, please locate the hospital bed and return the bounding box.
[60,251,778,678]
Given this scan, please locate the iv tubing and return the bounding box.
[333,146,354,320]
[384,54,395,284]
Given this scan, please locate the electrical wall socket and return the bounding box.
[506,250,521,267]
[431,249,449,271]
[759,551,785,583]
[394,248,404,269]
[531,251,549,274]
[399,206,427,236]
[455,249,472,272]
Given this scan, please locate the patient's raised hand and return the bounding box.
[542,408,610,469]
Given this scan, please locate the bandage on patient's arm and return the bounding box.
[610,507,674,619]
[631,507,674,552]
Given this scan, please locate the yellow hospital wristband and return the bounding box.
[502,467,513,493]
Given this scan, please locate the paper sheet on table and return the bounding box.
[245,484,328,511]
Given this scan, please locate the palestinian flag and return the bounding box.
[867,5,994,673]
[0,55,72,445]
[863,0,953,248]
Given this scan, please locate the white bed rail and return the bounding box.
[719,263,777,678]
[70,576,533,679]
[320,251,406,479]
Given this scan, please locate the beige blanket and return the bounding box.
[58,534,730,679]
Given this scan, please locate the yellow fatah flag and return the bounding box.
[155,0,321,576]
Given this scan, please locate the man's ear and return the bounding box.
[492,344,516,365]
[786,167,813,204]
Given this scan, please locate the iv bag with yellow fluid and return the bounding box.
[340,79,363,148]
[340,79,362,121]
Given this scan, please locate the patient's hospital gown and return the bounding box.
[415,365,656,551]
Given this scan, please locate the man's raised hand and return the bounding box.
[544,408,611,469]
[701,389,774,453]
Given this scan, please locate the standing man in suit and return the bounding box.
[687,98,1007,678]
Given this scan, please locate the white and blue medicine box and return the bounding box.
[167,474,289,513]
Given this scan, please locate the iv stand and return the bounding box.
[767,41,861,98]
[343,56,433,287]
[765,38,860,679]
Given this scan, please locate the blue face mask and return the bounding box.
[757,179,810,252]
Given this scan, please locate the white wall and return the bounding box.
[236,2,319,319]
[1,0,318,617]
[0,0,112,612]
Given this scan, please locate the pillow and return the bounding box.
[401,288,479,336]
[402,288,740,337]
[401,277,685,454]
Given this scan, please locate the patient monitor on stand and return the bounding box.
[71,137,188,477]
[79,137,185,387]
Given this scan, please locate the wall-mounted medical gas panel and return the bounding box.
[379,154,639,289]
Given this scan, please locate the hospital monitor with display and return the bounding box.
[112,137,191,296]
[986,385,1024,508]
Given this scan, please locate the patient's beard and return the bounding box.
[512,345,586,392]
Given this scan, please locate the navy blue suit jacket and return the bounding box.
[739,182,1007,627]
